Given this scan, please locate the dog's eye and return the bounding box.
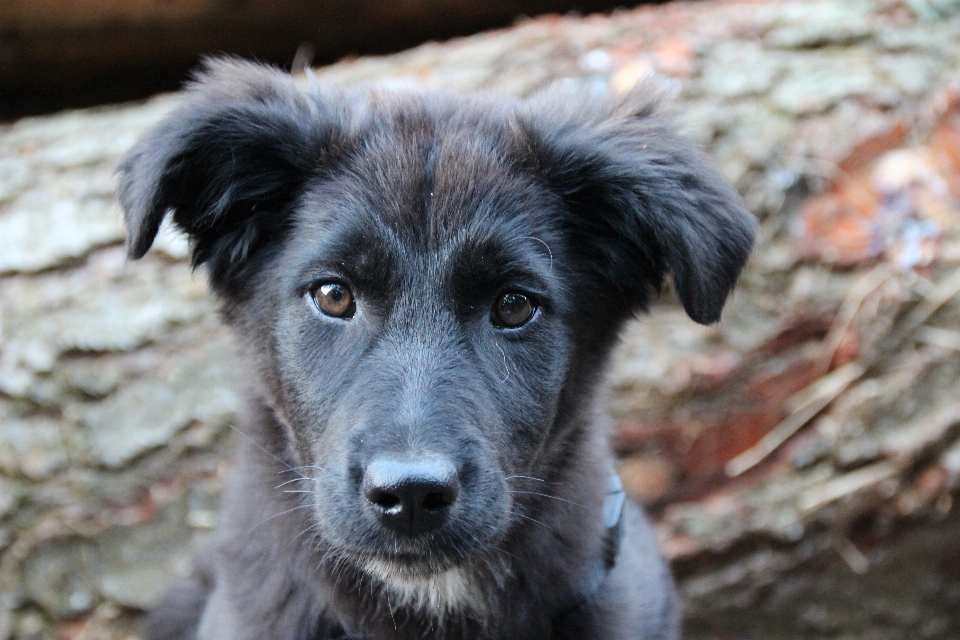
[312,282,355,319]
[491,292,535,328]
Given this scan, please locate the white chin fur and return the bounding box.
[361,557,486,618]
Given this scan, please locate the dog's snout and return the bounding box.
[362,457,460,536]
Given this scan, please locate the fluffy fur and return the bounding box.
[118,57,756,640]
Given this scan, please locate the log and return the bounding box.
[0,0,649,119]
[2,0,960,638]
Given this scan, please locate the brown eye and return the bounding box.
[312,282,355,319]
[492,292,535,328]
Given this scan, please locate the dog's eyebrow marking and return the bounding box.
[524,236,554,274]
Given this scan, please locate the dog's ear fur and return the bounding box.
[117,57,342,296]
[522,80,757,325]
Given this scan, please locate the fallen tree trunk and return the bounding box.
[2,1,960,638]
[0,0,653,119]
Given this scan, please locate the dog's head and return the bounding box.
[119,59,755,584]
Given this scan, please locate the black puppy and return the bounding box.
[118,58,755,640]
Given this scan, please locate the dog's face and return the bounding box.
[119,59,755,583]
[266,125,573,575]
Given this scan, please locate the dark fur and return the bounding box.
[119,58,756,640]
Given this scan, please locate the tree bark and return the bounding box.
[2,1,960,638]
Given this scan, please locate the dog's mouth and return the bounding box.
[315,495,508,589]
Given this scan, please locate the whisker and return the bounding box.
[280,465,326,473]
[247,504,311,536]
[524,236,554,274]
[508,510,559,536]
[505,475,563,487]
[318,547,337,570]
[230,425,306,478]
[490,543,519,563]
[292,523,320,543]
[507,490,587,510]
[495,343,510,384]
[275,476,314,489]
[387,590,399,630]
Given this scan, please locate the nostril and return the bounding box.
[423,491,452,512]
[422,477,459,512]
[366,488,402,513]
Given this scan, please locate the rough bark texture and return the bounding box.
[2,1,960,638]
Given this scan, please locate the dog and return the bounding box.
[118,57,755,640]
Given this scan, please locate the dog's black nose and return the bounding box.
[362,457,460,536]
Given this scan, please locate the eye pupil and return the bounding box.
[313,283,355,319]
[493,292,535,328]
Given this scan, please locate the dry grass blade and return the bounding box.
[915,326,960,351]
[816,264,893,375]
[726,361,867,477]
[890,265,960,347]
[726,265,960,478]
[797,460,897,513]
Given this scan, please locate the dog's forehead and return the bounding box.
[356,105,536,241]
[292,100,559,282]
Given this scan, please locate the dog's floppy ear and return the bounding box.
[118,57,341,296]
[522,80,757,325]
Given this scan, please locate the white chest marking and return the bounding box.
[361,559,486,618]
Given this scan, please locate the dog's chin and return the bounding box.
[355,552,460,583]
[355,553,490,617]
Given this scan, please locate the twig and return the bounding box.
[797,461,897,513]
[834,534,870,575]
[889,265,960,347]
[915,326,960,351]
[726,267,889,477]
[816,264,893,375]
[725,265,960,477]
[726,361,866,477]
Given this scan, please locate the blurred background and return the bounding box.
[2,0,960,638]
[0,0,657,120]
